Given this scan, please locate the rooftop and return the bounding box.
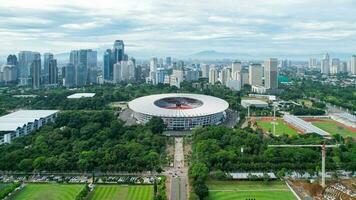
[67,93,96,99]
[0,110,59,132]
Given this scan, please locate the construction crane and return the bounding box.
[268,143,339,188]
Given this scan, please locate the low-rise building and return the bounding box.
[0,110,59,144]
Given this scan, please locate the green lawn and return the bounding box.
[312,120,355,137]
[89,185,153,200]
[12,184,84,200]
[256,119,299,136]
[207,180,297,200]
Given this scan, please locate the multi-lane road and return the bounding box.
[168,137,188,200]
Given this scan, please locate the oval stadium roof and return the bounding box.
[128,93,229,118]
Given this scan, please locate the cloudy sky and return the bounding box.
[1,0,356,59]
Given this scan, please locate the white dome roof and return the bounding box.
[128,93,229,118]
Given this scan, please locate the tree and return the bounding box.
[190,162,209,181]
[19,159,33,172]
[147,117,165,134]
[33,156,46,171]
[193,179,209,200]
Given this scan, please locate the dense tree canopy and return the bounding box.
[0,111,167,172]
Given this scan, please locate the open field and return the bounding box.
[255,118,299,136]
[89,185,153,200]
[207,180,297,200]
[12,184,84,200]
[304,119,356,137]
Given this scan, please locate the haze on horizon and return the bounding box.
[1,0,356,59]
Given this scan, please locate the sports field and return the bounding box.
[89,185,153,200]
[207,180,297,200]
[256,118,299,136]
[311,120,355,137]
[12,184,84,200]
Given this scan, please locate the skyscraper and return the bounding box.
[7,55,18,66]
[201,64,210,78]
[165,57,172,67]
[64,63,75,88]
[43,53,54,84]
[128,58,136,81]
[220,68,231,85]
[70,49,97,86]
[18,51,40,85]
[309,58,317,68]
[209,67,218,84]
[264,58,278,90]
[30,57,41,89]
[113,62,122,83]
[48,59,58,85]
[103,40,125,82]
[113,40,125,63]
[351,55,356,75]
[321,53,330,74]
[231,61,242,75]
[249,63,263,86]
[103,49,112,80]
[331,58,340,74]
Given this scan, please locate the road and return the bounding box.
[168,137,188,200]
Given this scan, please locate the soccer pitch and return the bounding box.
[312,120,355,138]
[207,180,297,200]
[89,185,153,200]
[12,184,84,200]
[256,118,299,136]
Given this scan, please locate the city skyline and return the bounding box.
[1,0,356,59]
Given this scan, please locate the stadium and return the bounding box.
[128,93,229,130]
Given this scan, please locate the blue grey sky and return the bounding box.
[1,0,356,58]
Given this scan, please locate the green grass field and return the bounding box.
[12,184,84,200]
[256,119,299,136]
[312,120,355,137]
[207,180,297,200]
[89,185,153,200]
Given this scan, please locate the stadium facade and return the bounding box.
[128,93,229,130]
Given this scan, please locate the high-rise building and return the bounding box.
[30,58,41,89]
[150,57,158,73]
[103,49,112,81]
[249,63,263,86]
[321,53,330,74]
[156,68,169,84]
[331,58,340,74]
[241,70,249,86]
[1,65,17,83]
[209,67,218,84]
[48,59,58,85]
[64,63,75,88]
[7,55,18,66]
[220,68,231,85]
[70,49,97,86]
[232,61,242,75]
[18,51,40,85]
[165,57,172,67]
[113,62,122,83]
[43,53,54,84]
[127,58,136,81]
[185,69,199,82]
[309,58,317,68]
[201,64,210,78]
[264,58,278,90]
[113,40,125,63]
[351,55,356,75]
